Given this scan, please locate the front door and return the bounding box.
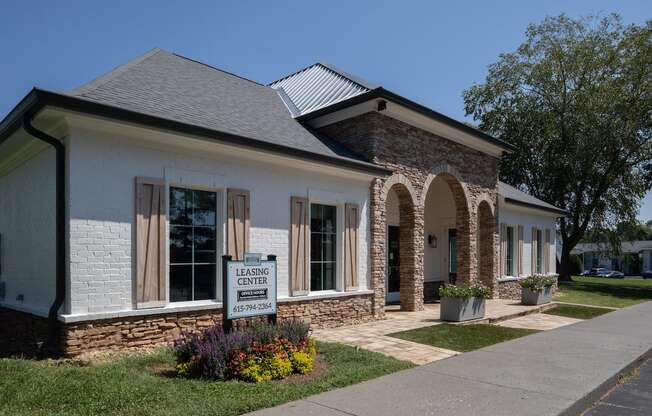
[386,226,400,304]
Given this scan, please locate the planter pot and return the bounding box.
[440,297,486,322]
[521,286,553,305]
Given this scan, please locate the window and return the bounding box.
[448,229,457,275]
[169,187,218,302]
[536,229,543,274]
[506,226,515,276]
[310,204,337,291]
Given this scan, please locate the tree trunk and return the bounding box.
[558,243,575,281]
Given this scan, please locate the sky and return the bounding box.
[1,0,650,219]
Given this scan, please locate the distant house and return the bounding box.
[571,241,652,275]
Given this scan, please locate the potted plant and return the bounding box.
[439,284,491,322]
[519,275,556,305]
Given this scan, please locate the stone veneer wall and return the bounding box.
[497,279,559,301]
[2,293,373,357]
[319,112,501,314]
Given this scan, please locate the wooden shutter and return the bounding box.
[290,197,310,296]
[227,189,250,261]
[344,203,359,291]
[500,223,507,277]
[544,229,551,274]
[135,177,166,309]
[531,227,538,275]
[517,225,524,276]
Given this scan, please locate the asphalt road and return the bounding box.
[584,359,652,415]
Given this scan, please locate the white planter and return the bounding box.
[521,287,553,305]
[440,297,486,322]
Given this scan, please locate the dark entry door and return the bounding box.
[448,228,457,284]
[387,226,400,303]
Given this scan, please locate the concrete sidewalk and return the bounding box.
[249,301,652,416]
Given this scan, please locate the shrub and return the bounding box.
[439,284,491,299]
[519,275,557,291]
[173,320,315,382]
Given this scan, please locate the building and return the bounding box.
[0,49,565,356]
[572,241,652,275]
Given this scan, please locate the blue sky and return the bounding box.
[1,0,650,219]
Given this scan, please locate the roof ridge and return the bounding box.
[316,61,377,90]
[171,52,265,87]
[267,62,321,87]
[69,48,164,96]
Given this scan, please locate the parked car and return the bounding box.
[583,267,608,277]
[642,270,652,279]
[580,269,592,276]
[595,269,625,279]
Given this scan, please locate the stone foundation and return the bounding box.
[497,279,558,301]
[2,293,374,357]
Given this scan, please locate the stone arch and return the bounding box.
[369,173,423,314]
[477,199,497,295]
[380,173,418,206]
[422,167,472,285]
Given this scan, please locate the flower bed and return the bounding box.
[173,320,316,382]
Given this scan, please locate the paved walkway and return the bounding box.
[313,300,554,364]
[498,313,582,331]
[250,301,652,416]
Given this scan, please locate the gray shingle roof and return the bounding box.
[498,182,567,215]
[65,48,376,169]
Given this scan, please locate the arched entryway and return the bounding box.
[422,169,471,293]
[378,174,422,312]
[477,199,497,294]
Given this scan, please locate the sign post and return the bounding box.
[222,253,277,332]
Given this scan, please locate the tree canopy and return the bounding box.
[463,14,652,278]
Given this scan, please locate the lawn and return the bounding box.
[543,304,613,320]
[554,276,652,308]
[0,342,413,416]
[388,324,539,353]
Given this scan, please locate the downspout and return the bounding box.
[22,114,65,353]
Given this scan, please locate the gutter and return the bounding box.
[0,89,390,177]
[503,197,569,217]
[21,114,66,351]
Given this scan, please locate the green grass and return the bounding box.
[554,276,652,308]
[388,324,539,353]
[544,304,613,320]
[0,342,413,416]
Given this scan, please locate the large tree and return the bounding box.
[464,14,652,279]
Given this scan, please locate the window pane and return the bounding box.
[323,234,336,262]
[311,263,322,291]
[311,233,322,261]
[323,205,336,233]
[311,204,323,232]
[169,225,192,263]
[193,190,216,226]
[170,265,192,302]
[169,188,192,225]
[323,262,335,290]
[194,226,216,263]
[194,264,216,300]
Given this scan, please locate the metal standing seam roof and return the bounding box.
[269,63,372,117]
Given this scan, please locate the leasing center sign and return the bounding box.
[225,253,277,320]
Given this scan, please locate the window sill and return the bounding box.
[498,273,558,283]
[279,289,374,303]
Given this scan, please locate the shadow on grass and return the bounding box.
[560,278,652,302]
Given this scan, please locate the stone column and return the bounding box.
[369,178,387,319]
[399,198,424,311]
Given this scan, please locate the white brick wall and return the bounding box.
[66,123,371,315]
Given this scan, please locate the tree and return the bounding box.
[464,14,652,280]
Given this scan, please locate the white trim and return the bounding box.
[307,200,344,294]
